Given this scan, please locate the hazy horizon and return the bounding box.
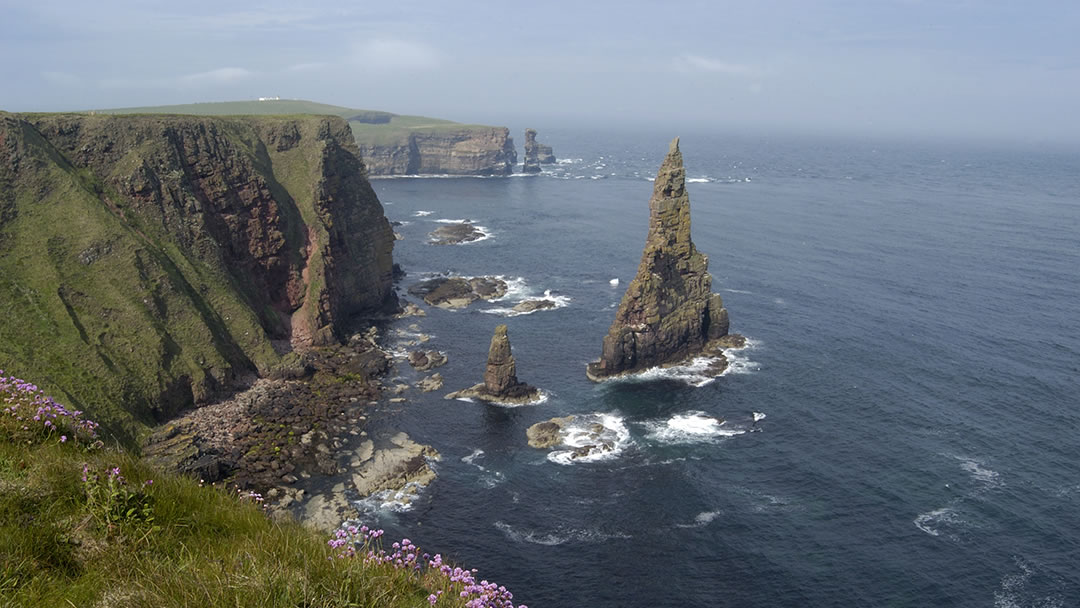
[2,0,1078,145]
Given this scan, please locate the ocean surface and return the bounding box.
[356,128,1079,607]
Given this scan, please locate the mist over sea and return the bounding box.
[360,128,1079,607]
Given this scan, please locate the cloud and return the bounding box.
[285,62,328,73]
[353,38,440,70]
[177,67,254,86]
[674,54,760,76]
[41,71,81,86]
[99,67,255,90]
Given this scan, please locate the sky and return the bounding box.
[1,0,1078,143]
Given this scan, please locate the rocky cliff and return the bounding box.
[355,127,517,176]
[522,128,555,173]
[446,325,540,404]
[0,112,396,438]
[586,137,738,381]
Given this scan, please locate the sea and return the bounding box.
[352,127,1079,607]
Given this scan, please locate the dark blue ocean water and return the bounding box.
[360,129,1080,607]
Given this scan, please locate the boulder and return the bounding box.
[526,416,576,448]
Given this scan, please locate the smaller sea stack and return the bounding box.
[587,137,742,381]
[446,325,542,404]
[522,128,555,173]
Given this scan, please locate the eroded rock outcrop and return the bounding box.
[446,325,541,404]
[407,276,507,309]
[522,128,555,173]
[356,127,517,176]
[587,137,739,381]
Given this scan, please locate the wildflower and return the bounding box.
[60,435,67,442]
[428,594,439,606]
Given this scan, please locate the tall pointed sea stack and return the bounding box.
[446,325,542,403]
[587,137,741,381]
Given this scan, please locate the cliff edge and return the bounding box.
[0,112,395,438]
[586,137,738,381]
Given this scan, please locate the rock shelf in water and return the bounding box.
[587,137,741,381]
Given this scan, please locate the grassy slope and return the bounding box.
[0,114,357,443]
[91,99,495,147]
[0,439,445,608]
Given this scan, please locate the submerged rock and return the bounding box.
[429,222,486,245]
[445,325,542,404]
[407,276,508,309]
[512,299,557,314]
[587,137,741,381]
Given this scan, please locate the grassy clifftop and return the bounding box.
[0,112,394,443]
[0,376,527,607]
[91,100,515,174]
[93,99,492,148]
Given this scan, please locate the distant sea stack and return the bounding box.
[586,137,743,382]
[446,325,541,404]
[522,128,555,173]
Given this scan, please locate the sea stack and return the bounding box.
[522,128,555,173]
[446,325,542,403]
[586,137,742,381]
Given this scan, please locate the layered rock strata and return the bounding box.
[522,128,555,173]
[587,137,738,381]
[446,325,541,404]
[356,127,517,176]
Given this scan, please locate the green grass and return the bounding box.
[0,378,527,608]
[0,440,446,607]
[84,98,500,149]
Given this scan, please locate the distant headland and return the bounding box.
[89,99,545,177]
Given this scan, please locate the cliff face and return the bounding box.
[586,138,733,381]
[522,128,555,173]
[0,112,395,437]
[355,127,517,176]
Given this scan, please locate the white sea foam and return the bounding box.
[957,456,1003,489]
[687,177,711,183]
[675,510,722,528]
[413,210,433,217]
[482,277,571,316]
[494,521,630,545]
[483,390,550,408]
[644,411,746,444]
[434,218,473,224]
[556,158,582,165]
[609,278,620,287]
[462,448,484,466]
[913,506,966,540]
[993,556,1065,608]
[605,339,759,387]
[548,413,632,465]
[483,290,572,317]
[353,481,429,514]
[723,288,753,294]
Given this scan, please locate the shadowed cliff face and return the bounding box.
[587,137,732,381]
[356,127,517,176]
[0,112,395,438]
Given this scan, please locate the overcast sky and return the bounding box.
[2,0,1077,143]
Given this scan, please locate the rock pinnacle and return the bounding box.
[586,137,740,381]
